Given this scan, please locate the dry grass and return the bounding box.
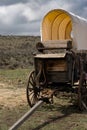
[0,35,40,69]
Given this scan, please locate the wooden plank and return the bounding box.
[34,53,66,58]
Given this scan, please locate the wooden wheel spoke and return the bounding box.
[30,95,34,101]
[30,73,35,82]
[30,95,37,104]
[28,91,34,96]
[28,88,33,92]
[29,80,35,87]
[31,94,36,101]
[28,92,36,102]
[30,76,34,83]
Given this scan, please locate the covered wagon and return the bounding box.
[26,9,87,111]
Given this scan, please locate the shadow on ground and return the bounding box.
[32,103,81,130]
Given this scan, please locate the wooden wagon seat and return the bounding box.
[36,39,72,51]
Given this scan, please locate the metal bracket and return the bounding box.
[39,88,54,104]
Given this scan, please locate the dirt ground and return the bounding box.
[0,82,26,108]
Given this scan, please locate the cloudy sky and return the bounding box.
[0,0,87,36]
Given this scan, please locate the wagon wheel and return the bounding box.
[78,72,87,111]
[26,70,40,107]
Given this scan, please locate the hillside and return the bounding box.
[0,36,40,69]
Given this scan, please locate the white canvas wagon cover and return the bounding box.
[41,9,87,50]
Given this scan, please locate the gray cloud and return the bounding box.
[61,0,87,18]
[0,0,87,35]
[0,0,28,6]
[0,0,50,6]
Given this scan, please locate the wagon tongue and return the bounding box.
[9,89,54,130]
[9,100,43,130]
